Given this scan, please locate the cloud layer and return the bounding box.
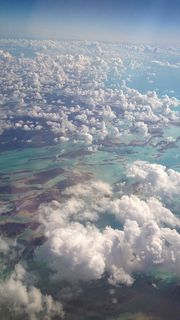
[0,39,179,150]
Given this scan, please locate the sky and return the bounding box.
[0,0,180,45]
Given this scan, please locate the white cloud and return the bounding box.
[0,49,12,60]
[0,38,179,142]
[134,121,149,137]
[0,264,64,320]
[35,171,180,286]
[152,60,180,69]
[105,195,179,228]
[127,161,180,200]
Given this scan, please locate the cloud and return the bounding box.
[62,180,112,198]
[0,264,64,320]
[35,170,180,286]
[38,180,112,226]
[105,195,179,228]
[0,49,12,60]
[134,121,149,137]
[152,60,180,69]
[127,161,180,201]
[36,223,106,282]
[0,38,179,146]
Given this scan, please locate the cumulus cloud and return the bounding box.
[35,169,180,286]
[0,49,12,60]
[62,180,112,198]
[81,132,93,145]
[0,38,179,146]
[38,180,112,226]
[36,212,180,286]
[127,161,180,200]
[152,60,180,69]
[134,121,149,137]
[0,264,64,320]
[36,223,106,282]
[104,195,180,228]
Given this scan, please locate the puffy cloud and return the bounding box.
[35,172,180,286]
[38,180,112,226]
[36,223,106,282]
[36,212,180,286]
[105,195,179,228]
[62,180,112,198]
[152,60,180,69]
[127,161,180,200]
[134,121,149,137]
[0,49,12,60]
[0,264,64,320]
[81,132,93,145]
[0,38,179,145]
[102,106,116,121]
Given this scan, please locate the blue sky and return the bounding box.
[0,0,180,44]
